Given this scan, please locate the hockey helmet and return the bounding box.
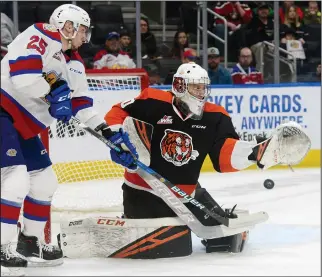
[172,62,210,120]
[49,4,91,42]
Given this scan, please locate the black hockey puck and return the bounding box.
[264,179,275,189]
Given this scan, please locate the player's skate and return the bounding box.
[16,230,63,267]
[1,243,27,276]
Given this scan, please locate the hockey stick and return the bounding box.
[68,117,268,239]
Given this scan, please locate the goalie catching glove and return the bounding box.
[95,123,138,170]
[250,121,311,169]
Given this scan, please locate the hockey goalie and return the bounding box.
[59,63,311,259]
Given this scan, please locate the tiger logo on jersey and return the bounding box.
[160,129,199,166]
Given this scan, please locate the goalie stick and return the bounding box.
[68,116,268,239]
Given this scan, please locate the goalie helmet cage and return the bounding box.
[40,69,149,243]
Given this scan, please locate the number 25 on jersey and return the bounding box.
[27,36,48,55]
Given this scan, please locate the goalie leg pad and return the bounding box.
[59,217,192,259]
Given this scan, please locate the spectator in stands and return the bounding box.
[279,1,304,23]
[1,13,18,47]
[1,12,19,58]
[144,63,163,86]
[119,30,134,58]
[182,48,198,64]
[207,47,232,85]
[93,32,136,69]
[247,2,274,70]
[252,1,273,18]
[281,5,308,45]
[168,30,189,61]
[231,47,264,84]
[140,17,157,59]
[280,27,306,61]
[213,1,252,60]
[316,64,321,79]
[303,1,321,25]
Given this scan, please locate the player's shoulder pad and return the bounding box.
[33,23,61,43]
[204,102,230,117]
[136,87,173,104]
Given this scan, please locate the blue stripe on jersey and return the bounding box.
[0,218,18,224]
[25,195,51,206]
[9,55,42,64]
[23,212,48,222]
[10,69,43,77]
[1,198,22,208]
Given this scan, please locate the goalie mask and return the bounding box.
[172,63,210,120]
[50,4,91,43]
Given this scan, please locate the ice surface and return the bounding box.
[25,169,321,276]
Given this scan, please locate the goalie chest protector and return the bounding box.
[105,88,239,195]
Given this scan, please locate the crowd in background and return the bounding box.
[1,1,321,86]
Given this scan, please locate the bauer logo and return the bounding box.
[6,149,17,157]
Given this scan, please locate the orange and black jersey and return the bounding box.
[105,88,255,196]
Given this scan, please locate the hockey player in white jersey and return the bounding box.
[0,4,137,275]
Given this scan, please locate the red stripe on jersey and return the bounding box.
[125,171,151,189]
[0,89,46,139]
[219,138,238,172]
[34,23,61,42]
[23,198,51,218]
[0,203,21,220]
[64,50,85,65]
[71,96,93,116]
[9,57,43,73]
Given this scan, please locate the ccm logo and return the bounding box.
[97,219,125,226]
[58,93,71,102]
[192,125,206,129]
[69,68,82,74]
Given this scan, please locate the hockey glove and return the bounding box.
[97,124,138,170]
[248,136,268,169]
[45,80,72,123]
[249,121,311,169]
